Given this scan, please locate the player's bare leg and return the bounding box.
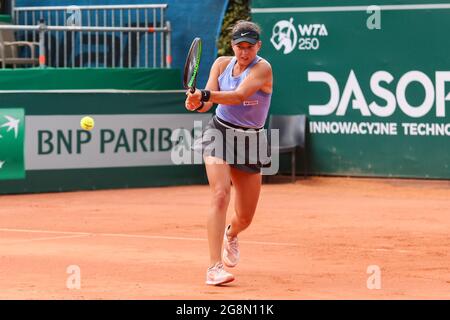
[204,156,235,285]
[204,156,232,266]
[229,167,261,236]
[222,168,261,267]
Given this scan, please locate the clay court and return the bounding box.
[0,176,449,299]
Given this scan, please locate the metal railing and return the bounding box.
[6,3,171,68]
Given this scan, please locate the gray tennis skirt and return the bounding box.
[192,116,270,174]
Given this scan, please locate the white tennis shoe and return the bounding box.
[222,225,240,268]
[206,262,234,285]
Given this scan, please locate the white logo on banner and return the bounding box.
[271,18,297,54]
[271,18,328,54]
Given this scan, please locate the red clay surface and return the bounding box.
[0,176,449,299]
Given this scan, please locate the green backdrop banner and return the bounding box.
[0,68,182,91]
[252,0,450,179]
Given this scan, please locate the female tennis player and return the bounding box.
[185,21,273,285]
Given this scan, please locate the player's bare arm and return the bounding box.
[185,56,230,112]
[187,60,272,106]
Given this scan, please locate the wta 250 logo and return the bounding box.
[271,18,328,54]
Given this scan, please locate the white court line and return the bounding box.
[0,228,414,252]
[100,232,301,247]
[99,232,206,242]
[0,228,300,247]
[0,228,90,236]
[2,234,92,245]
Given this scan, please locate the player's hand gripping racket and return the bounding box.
[183,37,203,110]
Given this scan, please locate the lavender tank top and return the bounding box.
[215,56,271,128]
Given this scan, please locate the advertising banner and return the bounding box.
[253,0,450,178]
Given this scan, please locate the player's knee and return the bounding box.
[212,187,230,209]
[237,214,253,228]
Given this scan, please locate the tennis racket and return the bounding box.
[183,37,202,94]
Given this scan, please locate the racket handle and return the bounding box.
[190,87,196,93]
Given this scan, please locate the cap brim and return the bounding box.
[232,37,258,45]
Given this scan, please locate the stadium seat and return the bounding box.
[0,22,39,68]
[266,114,307,183]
